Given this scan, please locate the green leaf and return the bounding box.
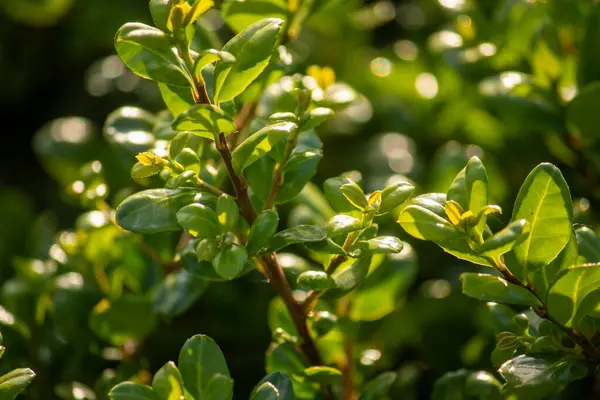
[350,245,418,321]
[447,156,488,214]
[566,83,600,139]
[176,203,220,238]
[511,163,573,273]
[578,3,600,87]
[115,23,188,86]
[499,355,587,399]
[250,382,279,400]
[132,162,162,179]
[258,225,326,255]
[152,362,185,400]
[299,108,334,132]
[359,372,397,400]
[576,226,600,263]
[275,149,322,204]
[0,369,35,400]
[109,382,160,400]
[351,236,403,256]
[547,263,600,327]
[104,107,156,156]
[255,372,294,400]
[232,122,297,175]
[194,49,236,76]
[460,273,541,307]
[304,238,347,255]
[378,181,414,215]
[479,219,531,258]
[216,194,239,232]
[152,270,209,317]
[340,182,367,210]
[222,0,288,33]
[178,335,230,399]
[432,370,470,400]
[203,374,234,400]
[530,232,578,299]
[116,189,216,234]
[247,210,279,255]
[398,204,461,242]
[326,215,362,237]
[89,295,157,345]
[158,84,195,118]
[212,245,248,280]
[323,177,356,213]
[331,256,372,291]
[297,271,336,290]
[465,371,502,400]
[172,104,237,139]
[149,0,170,32]
[266,342,307,376]
[303,366,342,384]
[213,18,284,103]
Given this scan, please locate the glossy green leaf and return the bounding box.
[232,122,296,174]
[297,271,336,290]
[152,362,185,400]
[212,245,248,280]
[447,156,488,214]
[326,215,362,237]
[465,371,502,400]
[152,270,209,317]
[304,238,347,255]
[323,176,357,213]
[247,210,279,255]
[398,204,461,242]
[203,374,234,400]
[0,369,35,400]
[340,182,367,210]
[257,225,326,255]
[131,162,161,179]
[479,219,531,257]
[530,232,578,299]
[299,108,334,132]
[547,263,600,327]
[213,18,284,103]
[378,181,414,215]
[359,372,397,400]
[576,226,600,263]
[275,149,322,204]
[350,245,418,321]
[158,83,195,118]
[303,366,342,384]
[149,0,170,32]
[172,104,237,139]
[331,256,372,291]
[222,0,288,33]
[499,355,587,399]
[178,335,230,399]
[250,382,278,400]
[578,3,600,87]
[104,107,156,156]
[265,342,307,376]
[176,203,219,238]
[194,49,236,76]
[89,295,157,345]
[115,23,188,86]
[566,83,600,139]
[460,273,541,307]
[256,372,294,400]
[109,382,160,400]
[351,236,403,256]
[216,194,239,232]
[116,189,215,234]
[511,163,572,273]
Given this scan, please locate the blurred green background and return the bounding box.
[1,0,598,398]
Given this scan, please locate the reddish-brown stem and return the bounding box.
[215,131,326,370]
